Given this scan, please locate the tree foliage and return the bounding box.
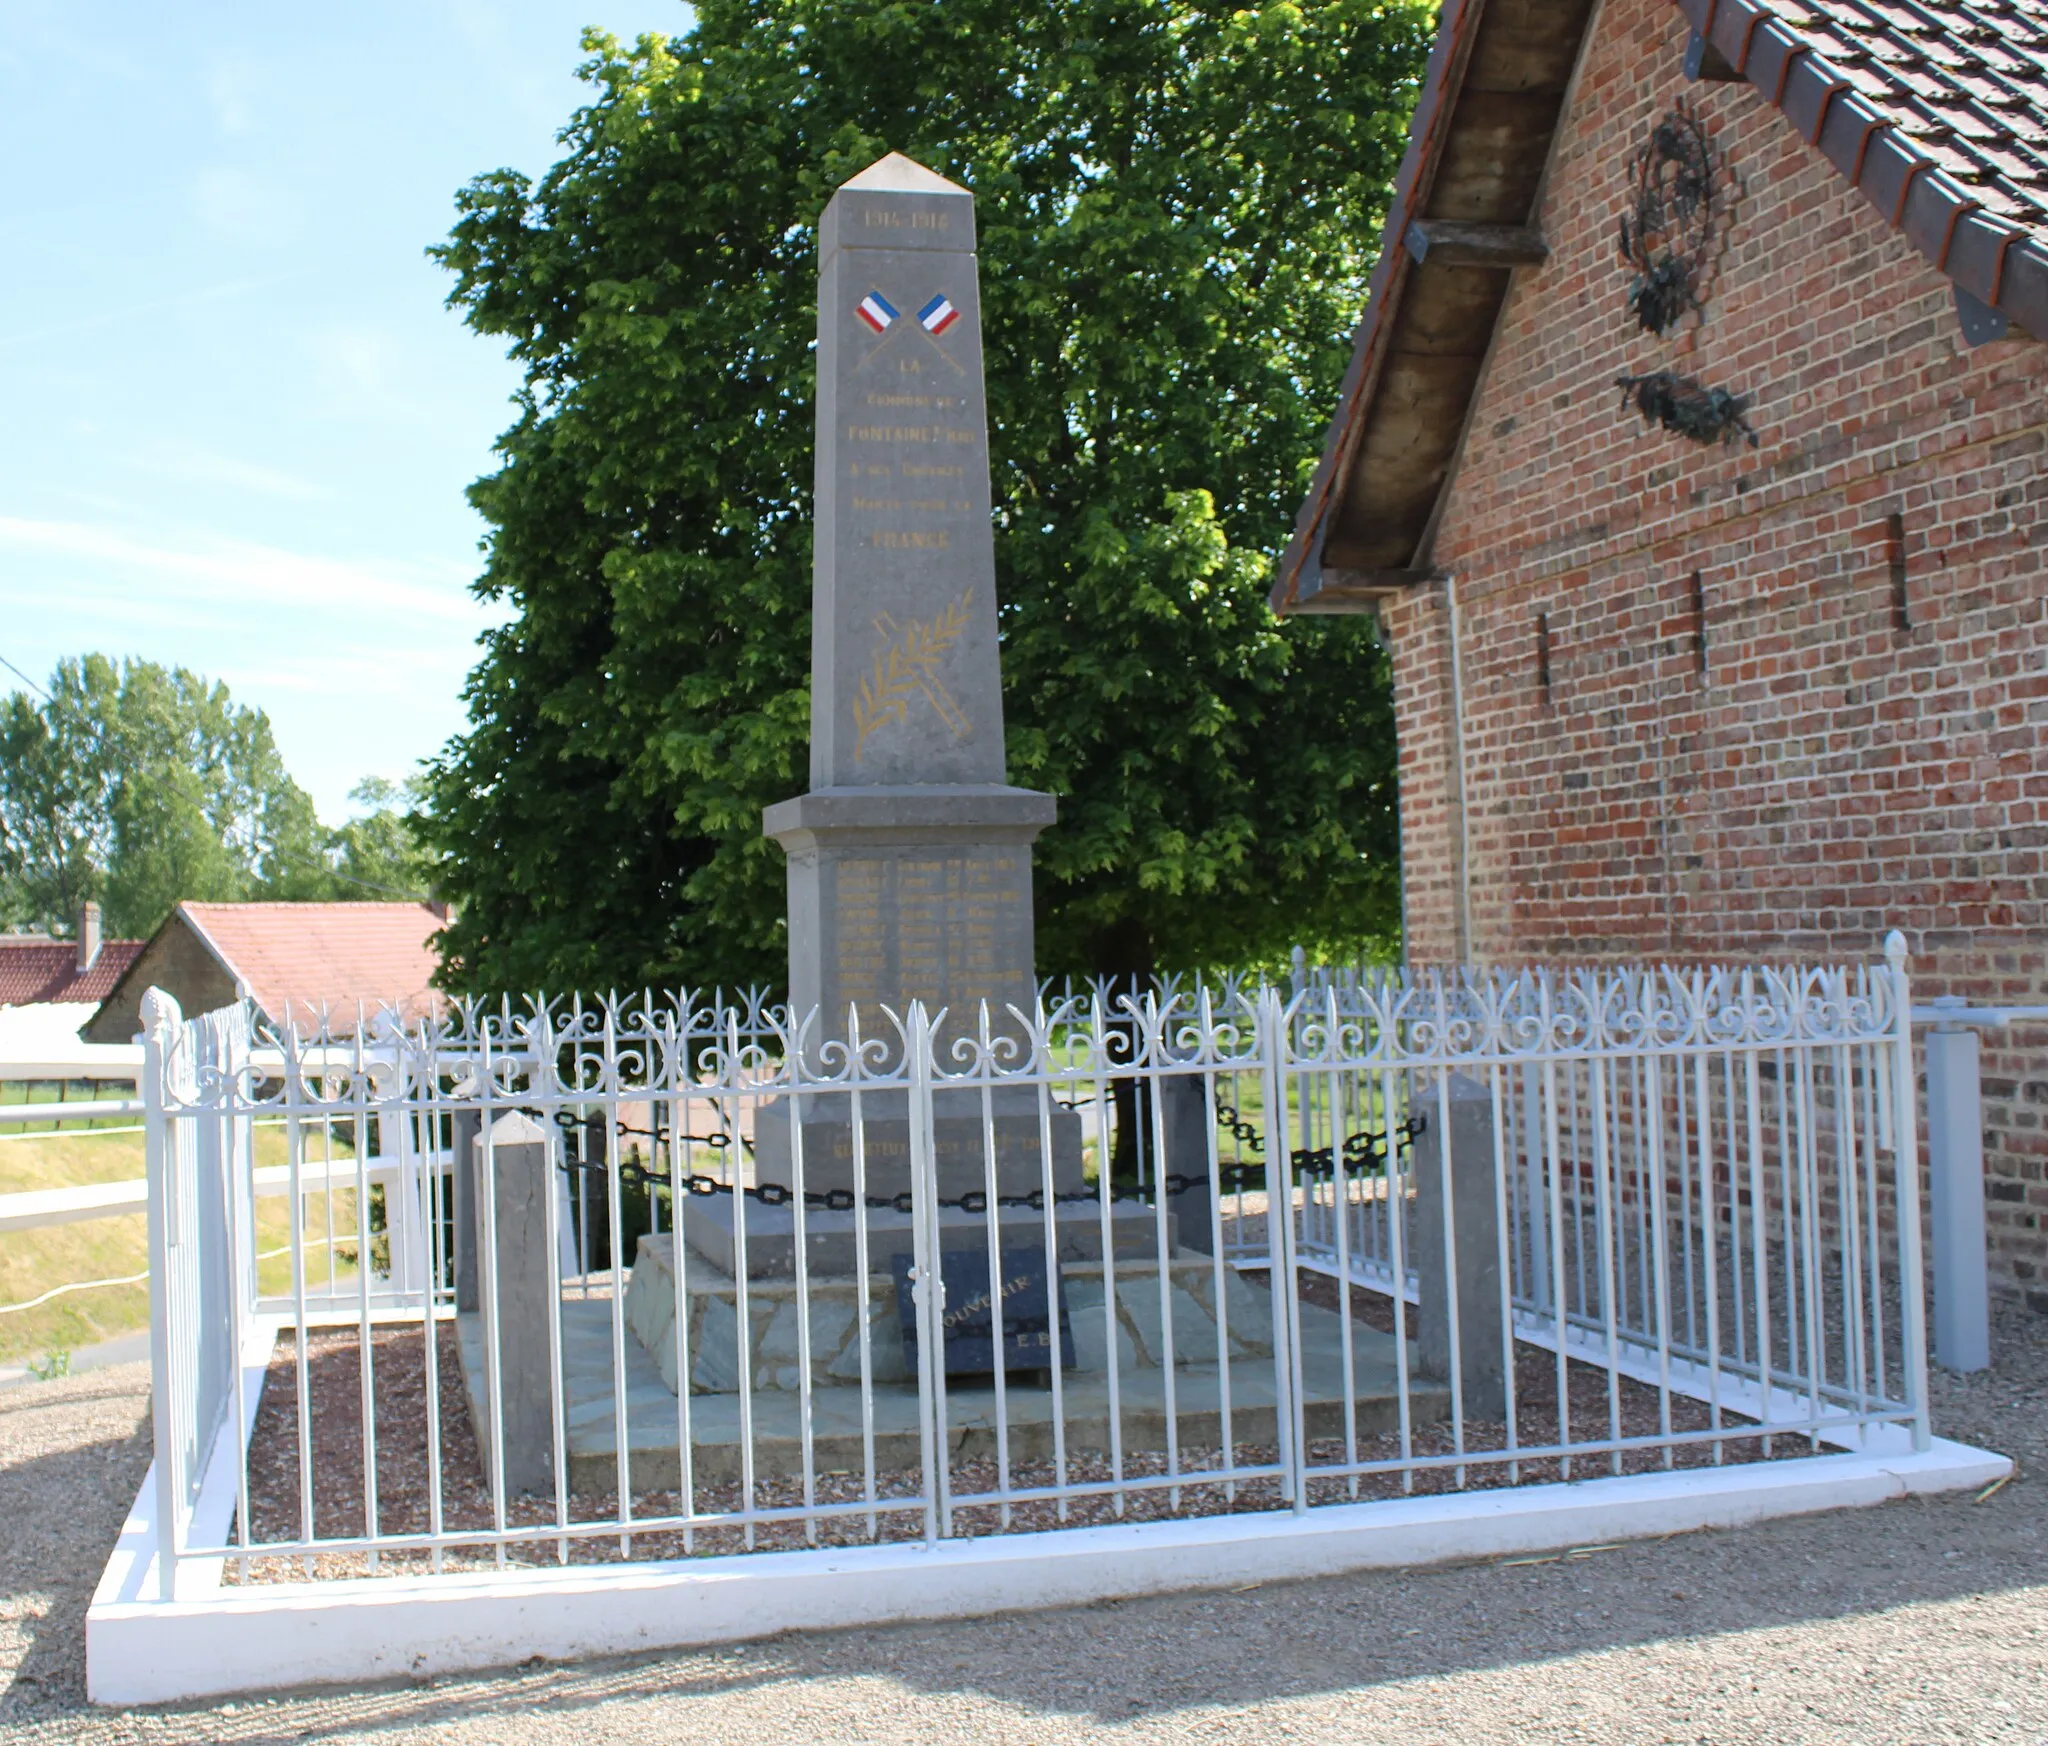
[425,0,1430,994]
[0,657,430,939]
[332,776,439,904]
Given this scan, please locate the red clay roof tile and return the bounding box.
[176,902,446,1031]
[0,939,145,1007]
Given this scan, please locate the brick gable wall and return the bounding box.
[1382,0,2048,1305]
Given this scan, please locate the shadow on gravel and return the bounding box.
[0,1389,153,1727]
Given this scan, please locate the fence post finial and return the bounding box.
[140,985,183,1036]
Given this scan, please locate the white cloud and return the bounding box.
[120,443,327,503]
[0,272,308,351]
[306,324,430,422]
[0,515,492,629]
[215,640,479,703]
[206,54,266,136]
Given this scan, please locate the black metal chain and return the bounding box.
[1214,1104,1424,1173]
[554,1114,1425,1214]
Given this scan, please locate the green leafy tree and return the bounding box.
[0,659,118,933]
[426,0,1428,995]
[0,656,361,937]
[331,776,436,900]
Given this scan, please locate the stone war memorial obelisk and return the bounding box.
[684,153,1156,1279]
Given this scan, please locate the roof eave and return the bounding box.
[1674,0,2048,343]
[1272,0,1604,616]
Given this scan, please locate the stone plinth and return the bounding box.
[767,786,1053,1060]
[680,1194,1172,1281]
[702,1074,1134,1277]
[750,1084,1085,1196]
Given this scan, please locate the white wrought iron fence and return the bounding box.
[130,942,1925,1596]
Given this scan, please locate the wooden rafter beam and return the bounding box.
[1403,220,1550,269]
[1287,566,1437,614]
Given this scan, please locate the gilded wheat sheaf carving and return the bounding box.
[853,591,972,761]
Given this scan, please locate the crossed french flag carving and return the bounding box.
[856,292,959,335]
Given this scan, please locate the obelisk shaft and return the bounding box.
[809,161,1005,788]
[764,155,1055,1045]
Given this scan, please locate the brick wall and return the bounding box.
[1383,0,2048,1304]
[84,918,239,1044]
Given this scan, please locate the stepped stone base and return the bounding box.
[624,1231,1265,1396]
[751,1093,1088,1201]
[455,1285,1437,1493]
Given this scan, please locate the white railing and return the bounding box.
[128,943,1926,1596]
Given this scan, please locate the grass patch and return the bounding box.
[0,1119,361,1364]
[0,1076,139,1135]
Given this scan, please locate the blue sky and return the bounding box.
[0,0,689,820]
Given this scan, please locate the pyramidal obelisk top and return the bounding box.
[838,152,967,195]
[760,150,1055,1046]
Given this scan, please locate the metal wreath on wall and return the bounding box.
[1618,100,1720,335]
[1613,100,1757,447]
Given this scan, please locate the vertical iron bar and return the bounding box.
[907,1002,943,1545]
[1886,934,1931,1450]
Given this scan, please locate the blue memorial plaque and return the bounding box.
[892,1245,1074,1376]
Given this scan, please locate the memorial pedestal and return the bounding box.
[766,785,1055,1064]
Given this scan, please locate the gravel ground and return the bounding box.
[221,1277,1803,1583]
[1,1302,2043,1745]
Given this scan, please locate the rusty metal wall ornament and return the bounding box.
[1617,101,1721,335]
[1614,371,1758,447]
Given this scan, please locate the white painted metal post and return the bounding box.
[1258,987,1305,1512]
[1887,934,1932,1452]
[1925,1024,1991,1373]
[380,1043,426,1297]
[140,987,184,1602]
[907,1001,944,1543]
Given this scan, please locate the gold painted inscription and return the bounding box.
[829,851,1030,1018]
[862,209,950,231]
[846,424,978,448]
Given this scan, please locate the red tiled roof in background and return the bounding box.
[179,902,447,1030]
[0,938,145,1006]
[1676,0,2048,336]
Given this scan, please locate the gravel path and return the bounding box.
[2,1305,2043,1745]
